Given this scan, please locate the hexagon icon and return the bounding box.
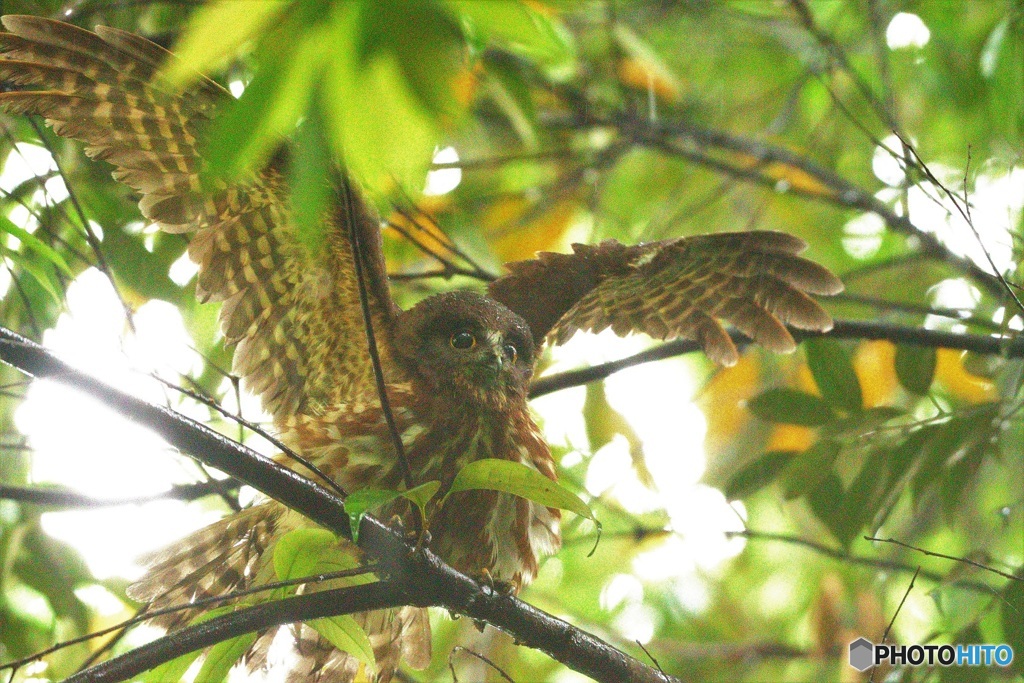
[849,638,874,671]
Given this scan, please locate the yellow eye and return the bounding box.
[503,343,518,364]
[450,331,476,350]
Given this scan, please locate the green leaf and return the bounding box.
[267,529,375,673]
[806,473,853,546]
[142,649,201,683]
[204,28,327,182]
[161,0,290,89]
[310,615,376,673]
[289,107,334,260]
[939,440,986,522]
[362,2,465,117]
[194,632,257,683]
[840,449,890,535]
[344,481,440,544]
[1002,577,1024,676]
[724,450,796,500]
[274,528,340,581]
[445,0,571,63]
[1,244,61,303]
[142,606,240,683]
[323,3,441,195]
[781,439,841,500]
[910,406,997,504]
[804,338,862,412]
[747,388,834,426]
[482,51,538,146]
[0,215,72,275]
[821,406,904,440]
[441,459,597,524]
[101,225,184,301]
[401,480,442,513]
[895,345,937,395]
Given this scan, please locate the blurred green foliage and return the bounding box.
[0,1,1022,682]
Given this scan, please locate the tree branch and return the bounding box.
[0,325,677,683]
[529,319,1021,397]
[561,110,1005,297]
[64,583,403,683]
[0,481,237,508]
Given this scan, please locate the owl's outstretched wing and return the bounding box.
[0,16,398,421]
[488,231,843,365]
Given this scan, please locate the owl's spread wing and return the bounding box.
[488,231,843,365]
[0,16,398,420]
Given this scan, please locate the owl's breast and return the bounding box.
[279,388,561,587]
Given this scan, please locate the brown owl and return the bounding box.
[0,15,842,683]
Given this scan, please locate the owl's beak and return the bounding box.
[478,336,505,382]
[483,348,504,373]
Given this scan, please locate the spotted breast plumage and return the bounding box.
[0,14,843,682]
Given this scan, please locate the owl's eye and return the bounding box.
[503,343,518,364]
[450,331,476,350]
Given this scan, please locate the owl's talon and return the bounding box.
[474,569,514,594]
[412,528,432,550]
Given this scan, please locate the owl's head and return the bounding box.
[395,291,535,410]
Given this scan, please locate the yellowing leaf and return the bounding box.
[386,205,453,266]
[935,348,996,402]
[853,341,898,407]
[731,152,836,198]
[699,356,759,456]
[441,459,596,524]
[617,57,681,102]
[482,196,576,263]
[767,423,814,452]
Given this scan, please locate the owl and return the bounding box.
[0,15,842,682]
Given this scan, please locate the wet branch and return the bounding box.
[0,325,679,683]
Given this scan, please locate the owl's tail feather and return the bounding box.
[127,502,285,630]
[127,502,431,682]
[247,606,430,683]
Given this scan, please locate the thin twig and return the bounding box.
[869,567,919,683]
[729,529,993,593]
[0,565,379,674]
[151,374,347,499]
[865,536,1022,583]
[451,646,516,683]
[895,132,1024,317]
[27,120,137,333]
[635,641,669,682]
[338,175,415,494]
[387,266,494,283]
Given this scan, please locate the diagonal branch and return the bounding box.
[0,325,678,683]
[64,583,403,683]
